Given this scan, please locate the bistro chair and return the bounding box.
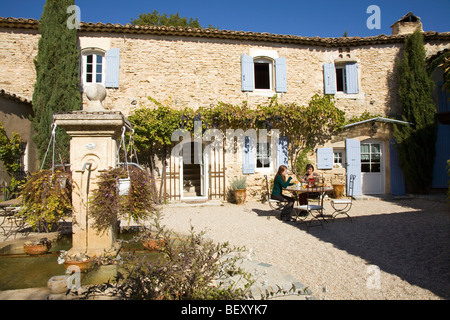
[292,185,326,230]
[264,175,287,212]
[330,174,355,222]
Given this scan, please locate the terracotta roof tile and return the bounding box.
[0,16,449,47]
[0,89,32,105]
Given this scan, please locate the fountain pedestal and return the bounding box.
[54,85,128,258]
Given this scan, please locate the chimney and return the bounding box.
[390,12,423,36]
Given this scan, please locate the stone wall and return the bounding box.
[0,27,448,120]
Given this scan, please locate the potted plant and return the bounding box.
[19,169,73,232]
[88,166,158,233]
[230,176,247,205]
[58,250,94,273]
[23,237,52,255]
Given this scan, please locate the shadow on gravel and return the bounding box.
[303,204,450,299]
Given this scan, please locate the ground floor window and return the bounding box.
[256,142,271,169]
[361,143,381,172]
[333,149,345,168]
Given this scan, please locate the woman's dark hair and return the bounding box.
[305,164,314,171]
[277,165,288,182]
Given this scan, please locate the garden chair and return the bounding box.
[264,175,287,212]
[330,174,355,222]
[292,185,326,230]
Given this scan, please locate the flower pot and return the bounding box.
[23,242,51,255]
[118,178,131,196]
[233,189,246,205]
[64,258,94,273]
[142,238,165,251]
[332,184,344,199]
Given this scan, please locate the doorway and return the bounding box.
[361,139,385,194]
[180,142,208,200]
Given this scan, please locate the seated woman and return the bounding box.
[271,165,297,221]
[298,164,320,205]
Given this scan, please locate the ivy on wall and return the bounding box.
[128,94,378,175]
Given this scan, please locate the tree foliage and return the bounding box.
[131,10,216,29]
[0,122,24,177]
[393,30,438,193]
[32,0,81,168]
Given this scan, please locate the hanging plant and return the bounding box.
[19,169,73,232]
[88,166,158,232]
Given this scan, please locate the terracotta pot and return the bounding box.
[23,243,51,255]
[332,184,344,199]
[143,238,165,251]
[233,189,246,205]
[64,259,94,273]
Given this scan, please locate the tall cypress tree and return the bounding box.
[32,0,81,168]
[393,30,437,193]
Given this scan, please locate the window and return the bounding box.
[361,143,381,172]
[335,65,346,93]
[256,142,271,169]
[241,54,287,93]
[333,149,345,168]
[82,52,105,86]
[323,62,359,94]
[254,58,272,90]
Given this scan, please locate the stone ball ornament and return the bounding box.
[84,84,107,111]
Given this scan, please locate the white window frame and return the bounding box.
[253,57,274,93]
[361,142,382,173]
[81,50,106,87]
[333,148,345,168]
[335,65,347,93]
[255,141,273,172]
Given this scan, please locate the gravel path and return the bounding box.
[160,197,450,300]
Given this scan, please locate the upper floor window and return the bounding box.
[80,48,120,89]
[82,51,105,86]
[323,62,359,95]
[254,58,273,90]
[241,54,287,94]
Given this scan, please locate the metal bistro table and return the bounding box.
[285,185,333,229]
[0,198,27,240]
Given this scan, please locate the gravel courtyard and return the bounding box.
[160,196,450,300]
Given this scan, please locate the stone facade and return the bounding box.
[0,16,449,200]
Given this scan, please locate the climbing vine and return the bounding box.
[129,94,346,169]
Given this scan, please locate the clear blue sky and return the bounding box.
[1,0,449,38]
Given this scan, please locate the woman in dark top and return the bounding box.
[271,165,297,220]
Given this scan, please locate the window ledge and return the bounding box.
[248,90,276,97]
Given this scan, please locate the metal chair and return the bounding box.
[331,174,355,222]
[293,185,325,230]
[264,175,287,212]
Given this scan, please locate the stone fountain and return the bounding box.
[54,84,129,258]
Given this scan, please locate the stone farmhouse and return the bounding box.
[0,12,449,201]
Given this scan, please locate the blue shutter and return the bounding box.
[345,139,362,196]
[438,81,450,113]
[275,57,287,93]
[317,148,333,169]
[432,124,450,188]
[323,63,336,94]
[105,48,120,88]
[389,140,406,195]
[277,136,288,169]
[241,54,254,92]
[345,62,359,94]
[242,136,255,174]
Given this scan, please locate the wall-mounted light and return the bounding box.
[371,122,379,134]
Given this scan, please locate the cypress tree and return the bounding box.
[32,0,81,168]
[393,30,437,193]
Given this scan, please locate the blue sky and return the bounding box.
[1,0,449,38]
